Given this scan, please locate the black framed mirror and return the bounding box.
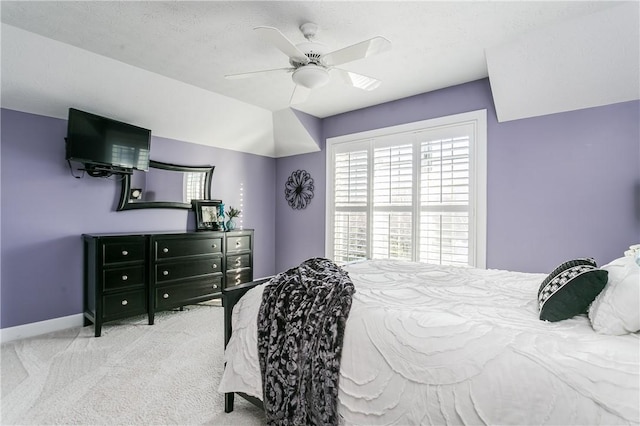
[117,160,214,211]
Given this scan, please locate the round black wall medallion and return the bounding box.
[285,170,314,210]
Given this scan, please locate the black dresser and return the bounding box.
[83,230,253,337]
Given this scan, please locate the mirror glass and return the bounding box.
[117,160,214,210]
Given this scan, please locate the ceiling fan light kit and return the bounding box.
[226,22,391,105]
[292,65,330,89]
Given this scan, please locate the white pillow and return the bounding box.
[588,256,640,335]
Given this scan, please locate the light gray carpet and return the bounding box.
[1,301,266,425]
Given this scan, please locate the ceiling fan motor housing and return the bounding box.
[290,28,330,89]
[290,41,327,67]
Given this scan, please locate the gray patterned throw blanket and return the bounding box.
[257,258,355,426]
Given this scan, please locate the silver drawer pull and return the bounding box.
[163,270,169,276]
[212,244,217,249]
[162,247,169,253]
[163,293,169,299]
[121,299,128,306]
[122,250,128,256]
[235,258,241,265]
[122,275,128,281]
[235,278,241,284]
[213,284,218,289]
[212,263,217,269]
[236,241,241,246]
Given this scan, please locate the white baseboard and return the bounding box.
[1,314,85,344]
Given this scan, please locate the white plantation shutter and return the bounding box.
[372,143,413,260]
[372,211,412,260]
[333,212,367,261]
[418,130,471,266]
[327,110,486,267]
[335,150,368,207]
[333,149,368,262]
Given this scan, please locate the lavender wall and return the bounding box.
[488,101,639,272]
[275,149,326,272]
[274,111,325,272]
[275,79,640,274]
[1,109,276,329]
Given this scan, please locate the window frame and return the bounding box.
[325,109,487,268]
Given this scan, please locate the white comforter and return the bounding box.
[219,260,639,425]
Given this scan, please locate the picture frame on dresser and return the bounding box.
[192,199,222,231]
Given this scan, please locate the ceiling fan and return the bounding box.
[225,23,391,105]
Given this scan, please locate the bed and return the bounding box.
[219,258,639,425]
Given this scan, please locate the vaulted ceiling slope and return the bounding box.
[1,2,638,158]
[487,2,639,122]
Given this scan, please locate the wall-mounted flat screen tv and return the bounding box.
[65,108,151,172]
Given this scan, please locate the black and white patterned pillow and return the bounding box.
[537,258,597,297]
[538,258,608,322]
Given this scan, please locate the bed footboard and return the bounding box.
[222,277,271,413]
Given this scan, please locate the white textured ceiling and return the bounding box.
[1,1,638,157]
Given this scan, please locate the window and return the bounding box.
[326,110,487,267]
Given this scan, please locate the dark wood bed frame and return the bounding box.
[222,277,272,413]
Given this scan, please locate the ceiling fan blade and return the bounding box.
[290,84,311,105]
[225,67,293,80]
[333,68,382,91]
[321,36,391,67]
[254,26,309,64]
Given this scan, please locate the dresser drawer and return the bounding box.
[155,277,222,310]
[226,253,251,270]
[226,268,253,288]
[103,289,147,319]
[103,240,145,264]
[155,258,222,283]
[226,235,251,253]
[103,265,145,291]
[154,236,223,260]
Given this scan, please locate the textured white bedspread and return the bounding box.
[219,260,640,425]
